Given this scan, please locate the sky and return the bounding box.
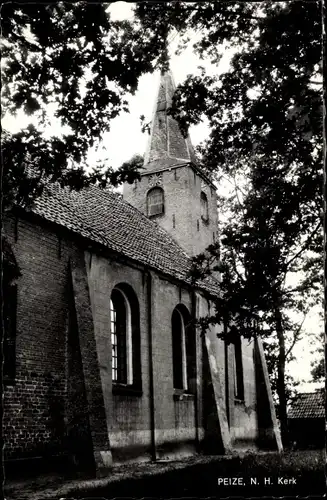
[3,1,323,392]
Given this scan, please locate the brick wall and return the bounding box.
[65,291,95,471]
[86,253,152,463]
[150,274,197,459]
[230,339,260,447]
[3,373,66,459]
[3,212,205,464]
[3,214,110,471]
[86,252,201,462]
[3,209,272,468]
[123,165,219,257]
[199,297,231,453]
[3,214,70,460]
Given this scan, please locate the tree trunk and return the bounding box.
[274,306,289,447]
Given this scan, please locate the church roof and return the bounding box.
[29,183,219,295]
[143,70,198,172]
[288,391,325,419]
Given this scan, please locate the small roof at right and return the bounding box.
[288,391,325,419]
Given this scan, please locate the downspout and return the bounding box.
[146,270,156,461]
[191,290,200,450]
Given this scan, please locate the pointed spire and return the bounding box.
[143,70,197,171]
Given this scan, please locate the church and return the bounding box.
[3,70,281,477]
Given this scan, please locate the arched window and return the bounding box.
[200,191,209,222]
[171,305,196,393]
[147,187,164,217]
[110,284,141,391]
[230,326,244,401]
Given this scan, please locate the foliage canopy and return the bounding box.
[2,2,169,209]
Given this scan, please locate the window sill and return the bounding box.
[173,389,195,401]
[112,384,143,397]
[148,212,165,219]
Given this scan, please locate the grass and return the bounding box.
[4,449,325,499]
[72,449,326,499]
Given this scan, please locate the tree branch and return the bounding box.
[284,221,322,270]
[282,280,317,297]
[230,248,246,283]
[285,312,307,360]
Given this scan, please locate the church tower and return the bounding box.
[123,70,219,257]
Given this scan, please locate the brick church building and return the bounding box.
[3,70,281,477]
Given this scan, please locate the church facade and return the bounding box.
[3,71,281,477]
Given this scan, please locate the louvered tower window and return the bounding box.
[147,187,164,217]
[201,191,209,222]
